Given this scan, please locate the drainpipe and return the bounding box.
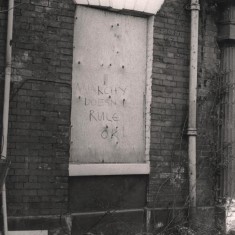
[187,0,200,224]
[2,0,15,234]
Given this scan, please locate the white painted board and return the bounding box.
[8,231,48,235]
[73,0,166,15]
[134,0,147,12]
[71,6,147,164]
[69,163,150,176]
[111,0,125,10]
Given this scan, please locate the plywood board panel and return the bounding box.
[145,16,154,163]
[71,6,147,164]
[134,0,147,12]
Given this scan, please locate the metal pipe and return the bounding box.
[2,184,8,235]
[71,208,145,217]
[187,0,200,217]
[2,0,15,234]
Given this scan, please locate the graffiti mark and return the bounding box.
[97,86,127,96]
[84,98,117,107]
[77,83,127,96]
[98,86,103,95]
[101,127,119,140]
[101,129,108,139]
[89,110,119,122]
[111,129,118,139]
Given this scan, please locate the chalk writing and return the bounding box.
[76,81,128,142]
[101,129,109,139]
[101,127,119,140]
[89,110,119,122]
[111,128,118,138]
[76,83,127,96]
[97,86,127,96]
[84,98,117,106]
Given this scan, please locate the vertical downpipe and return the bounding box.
[188,0,200,225]
[2,0,15,234]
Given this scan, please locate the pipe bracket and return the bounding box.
[190,3,200,11]
[187,128,197,136]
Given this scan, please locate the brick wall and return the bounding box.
[3,0,75,218]
[196,2,220,208]
[149,0,190,209]
[0,0,222,233]
[148,0,220,232]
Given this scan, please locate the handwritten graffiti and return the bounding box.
[84,98,117,106]
[89,110,119,122]
[97,86,127,96]
[76,82,128,142]
[101,127,119,142]
[76,83,127,96]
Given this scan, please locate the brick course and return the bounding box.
[148,0,220,231]
[2,0,75,217]
[148,0,190,210]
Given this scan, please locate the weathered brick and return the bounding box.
[0,0,74,219]
[0,0,222,232]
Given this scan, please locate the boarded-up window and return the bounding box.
[70,6,148,164]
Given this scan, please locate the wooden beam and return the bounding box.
[73,0,165,15]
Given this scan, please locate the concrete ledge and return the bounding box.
[8,231,48,235]
[69,163,150,176]
[0,215,71,235]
